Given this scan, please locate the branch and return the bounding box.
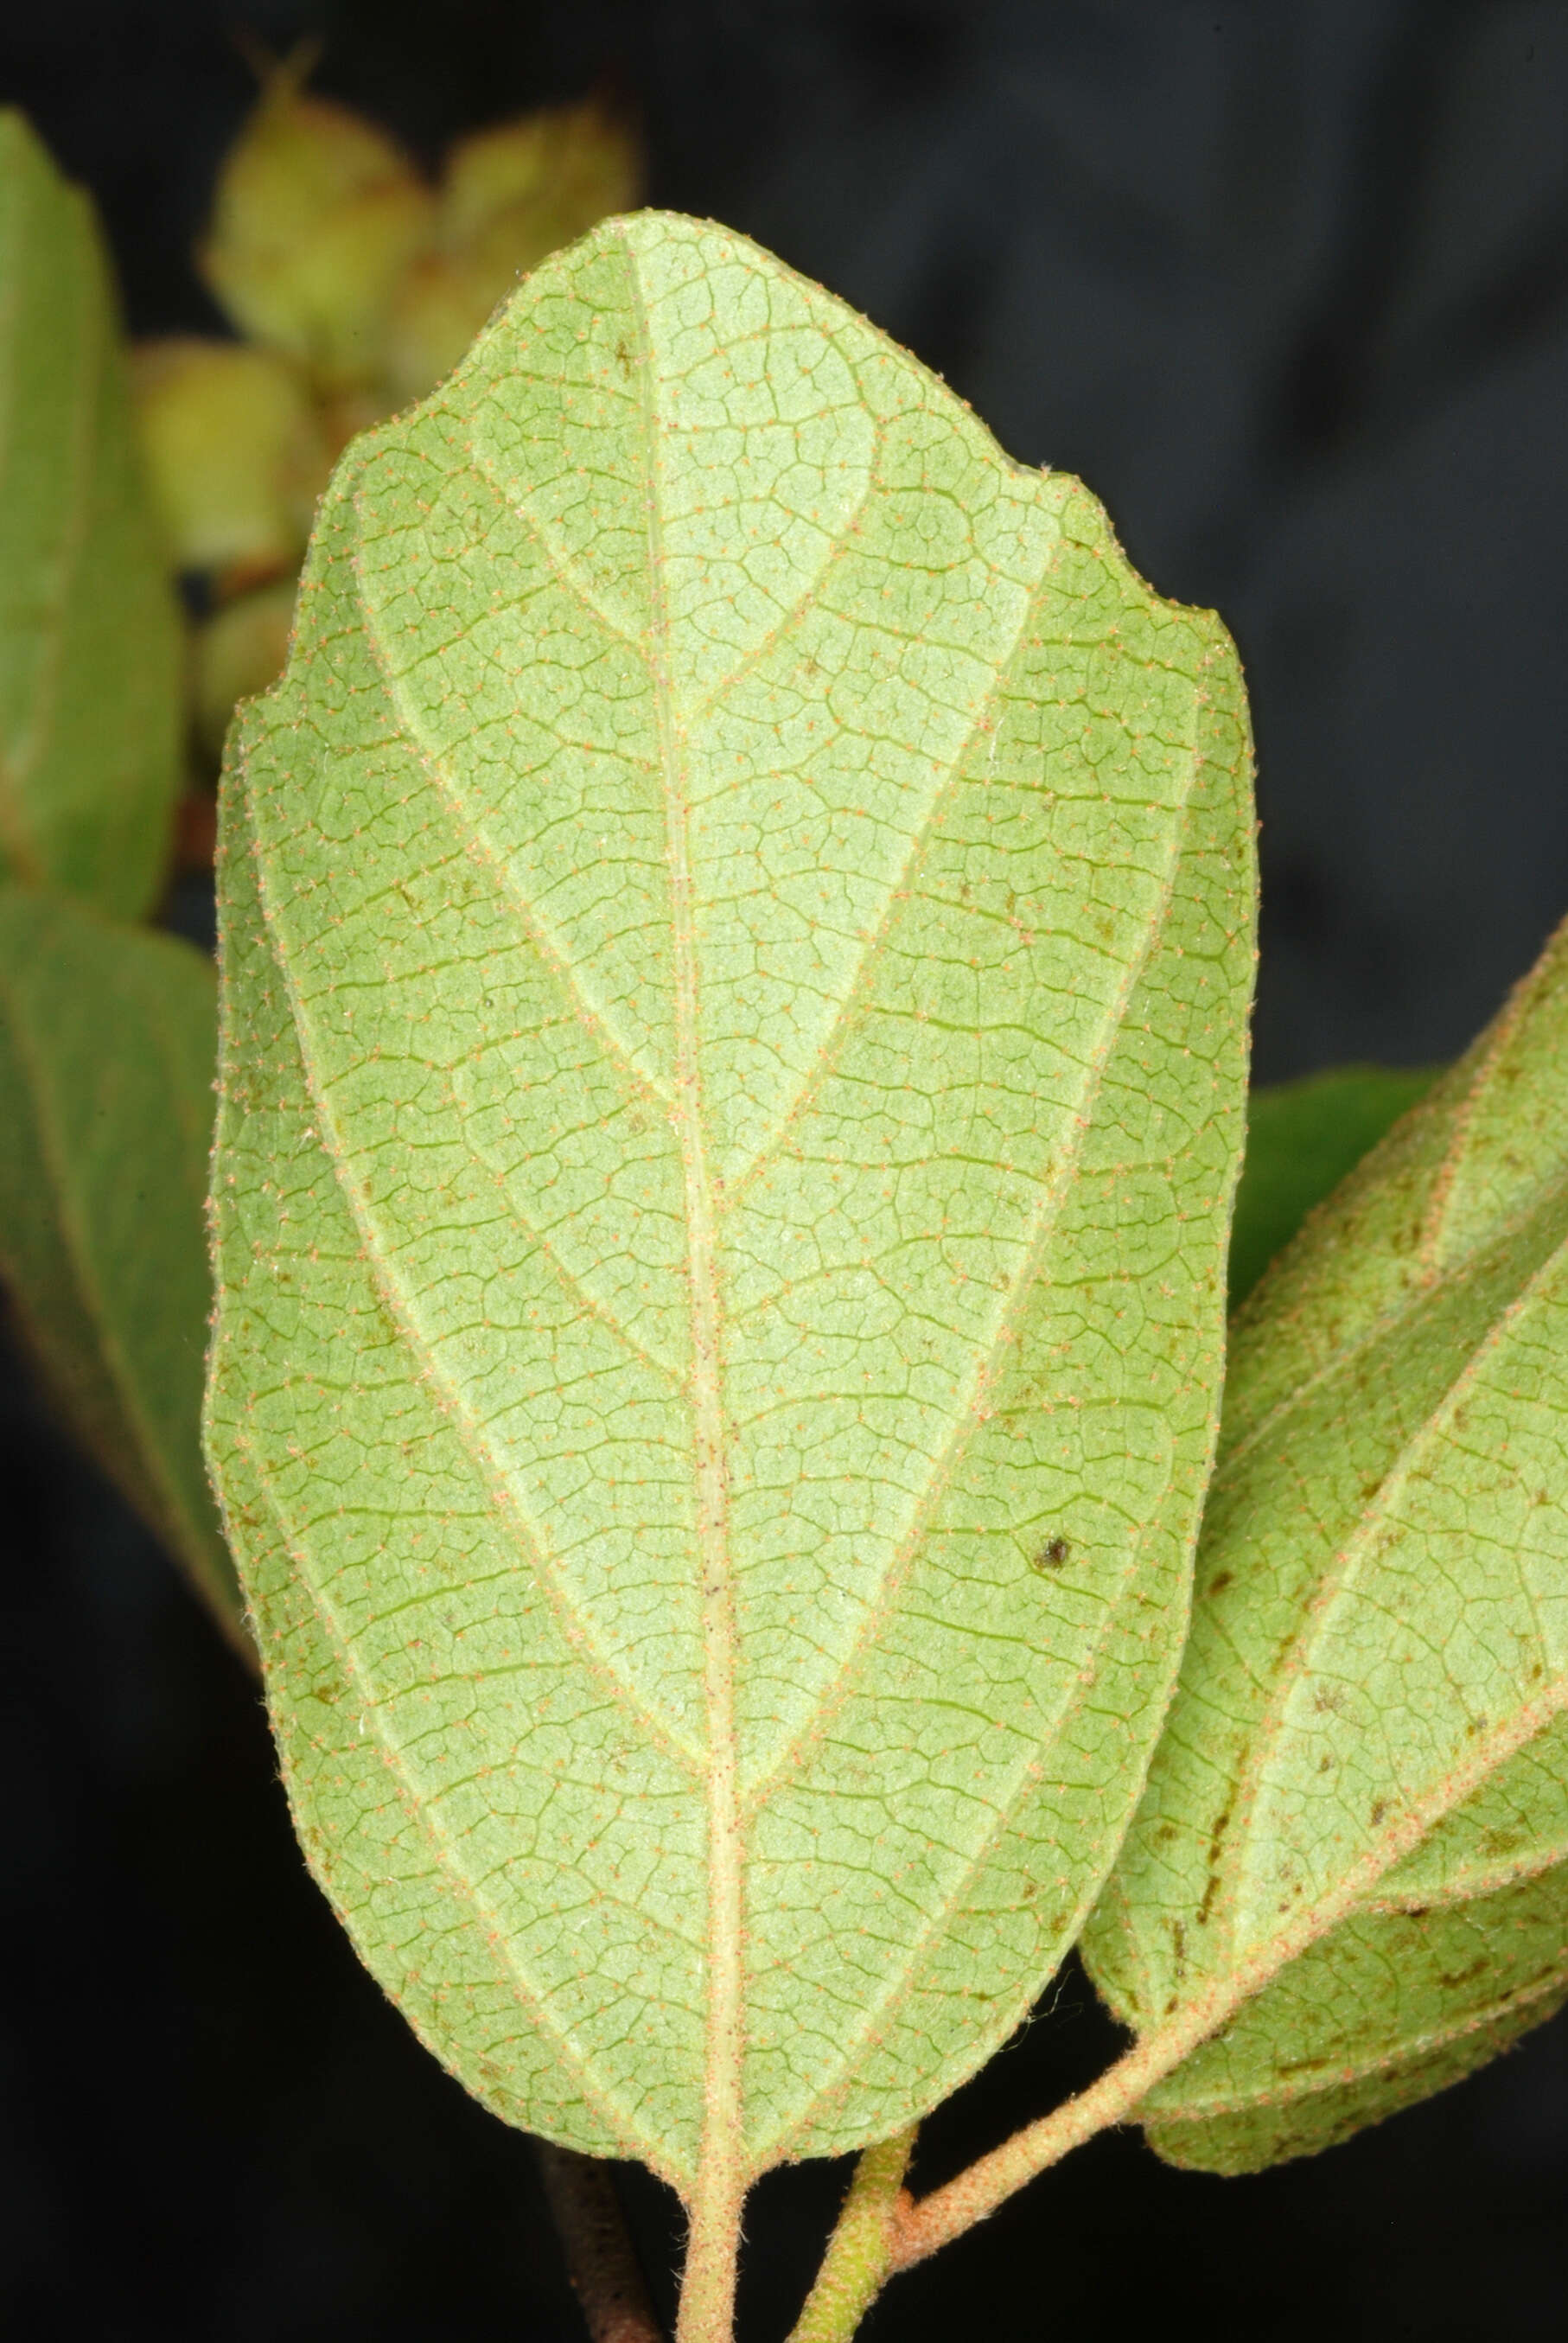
[536,2142,666,2343]
[890,1836,1451,2271]
[786,2129,918,2343]
[891,1974,1249,2269]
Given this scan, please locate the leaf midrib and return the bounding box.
[619,227,749,2246]
[1416,929,1568,1273]
[1151,1940,1568,2123]
[1215,1146,1568,1497]
[1112,1682,1568,2126]
[1367,1821,1568,1914]
[462,318,915,1201]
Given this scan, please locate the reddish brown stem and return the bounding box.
[535,2142,666,2343]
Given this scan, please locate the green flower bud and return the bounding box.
[131,338,331,579]
[201,66,434,390]
[379,246,509,407]
[192,577,297,761]
[379,99,641,406]
[442,99,640,246]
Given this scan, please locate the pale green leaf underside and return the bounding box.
[0,886,243,1646]
[1085,915,1568,2171]
[206,212,1254,2191]
[0,111,182,919]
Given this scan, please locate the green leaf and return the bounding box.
[0,111,183,919]
[204,213,1255,2208]
[1228,1063,1437,1309]
[1084,912,1568,2173]
[0,885,244,1650]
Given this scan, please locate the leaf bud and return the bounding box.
[379,99,641,405]
[131,337,332,582]
[192,578,297,761]
[201,66,434,390]
[442,98,639,247]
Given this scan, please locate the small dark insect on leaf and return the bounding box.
[1034,1536,1071,1571]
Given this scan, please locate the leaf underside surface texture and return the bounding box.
[1228,1063,1437,1309]
[1086,914,1568,2172]
[205,211,1256,2197]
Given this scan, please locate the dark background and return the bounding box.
[3,3,1567,2336]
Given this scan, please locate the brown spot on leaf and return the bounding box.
[1440,1959,1488,1990]
[1196,1800,1233,1924]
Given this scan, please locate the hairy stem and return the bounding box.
[786,2129,918,2343]
[890,1698,1568,2274]
[536,2142,666,2343]
[770,2000,1230,2343]
[776,1996,1228,2342]
[890,2001,1220,2270]
[675,2164,747,2343]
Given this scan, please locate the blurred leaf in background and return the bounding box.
[0,112,241,1651]
[0,111,182,920]
[0,886,245,1654]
